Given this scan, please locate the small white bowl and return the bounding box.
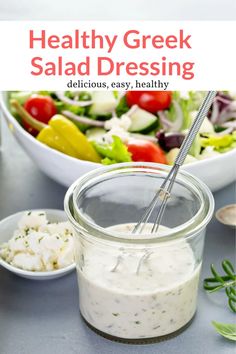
[0,209,76,280]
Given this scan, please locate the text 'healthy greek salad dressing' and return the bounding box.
[77,224,201,339]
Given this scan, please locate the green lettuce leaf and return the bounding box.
[93,136,131,165]
[9,91,33,105]
[167,91,209,131]
[188,91,207,110]
[116,95,129,117]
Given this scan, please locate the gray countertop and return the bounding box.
[0,120,235,354]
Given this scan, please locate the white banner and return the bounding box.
[0,21,235,90]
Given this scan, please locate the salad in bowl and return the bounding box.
[1,90,236,190]
[7,90,236,165]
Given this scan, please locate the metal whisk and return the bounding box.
[133,91,217,235]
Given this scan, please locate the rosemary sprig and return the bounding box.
[203,259,236,313]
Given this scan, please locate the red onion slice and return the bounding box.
[62,110,105,127]
[170,100,183,132]
[218,111,236,124]
[216,95,232,105]
[209,100,219,124]
[228,101,236,110]
[222,120,236,129]
[157,110,173,129]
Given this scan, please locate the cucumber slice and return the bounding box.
[89,92,117,116]
[189,133,201,157]
[182,128,201,157]
[128,107,158,133]
[86,127,106,142]
[190,111,214,134]
[166,148,197,165]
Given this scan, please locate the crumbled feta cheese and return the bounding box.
[39,222,74,239]
[18,211,48,233]
[104,115,131,131]
[0,243,9,260]
[57,238,74,268]
[103,128,130,144]
[8,232,27,253]
[41,249,58,271]
[12,253,43,271]
[27,231,47,254]
[103,115,132,143]
[0,211,75,272]
[41,234,64,252]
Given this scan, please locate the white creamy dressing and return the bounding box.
[77,223,201,339]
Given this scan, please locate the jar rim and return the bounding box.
[64,162,215,244]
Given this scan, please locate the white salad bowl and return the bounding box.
[0,209,76,280]
[1,92,236,191]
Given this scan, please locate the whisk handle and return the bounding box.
[174,91,217,166]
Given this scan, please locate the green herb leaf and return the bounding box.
[212,321,236,341]
[203,260,236,313]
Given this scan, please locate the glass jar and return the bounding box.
[64,163,214,344]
